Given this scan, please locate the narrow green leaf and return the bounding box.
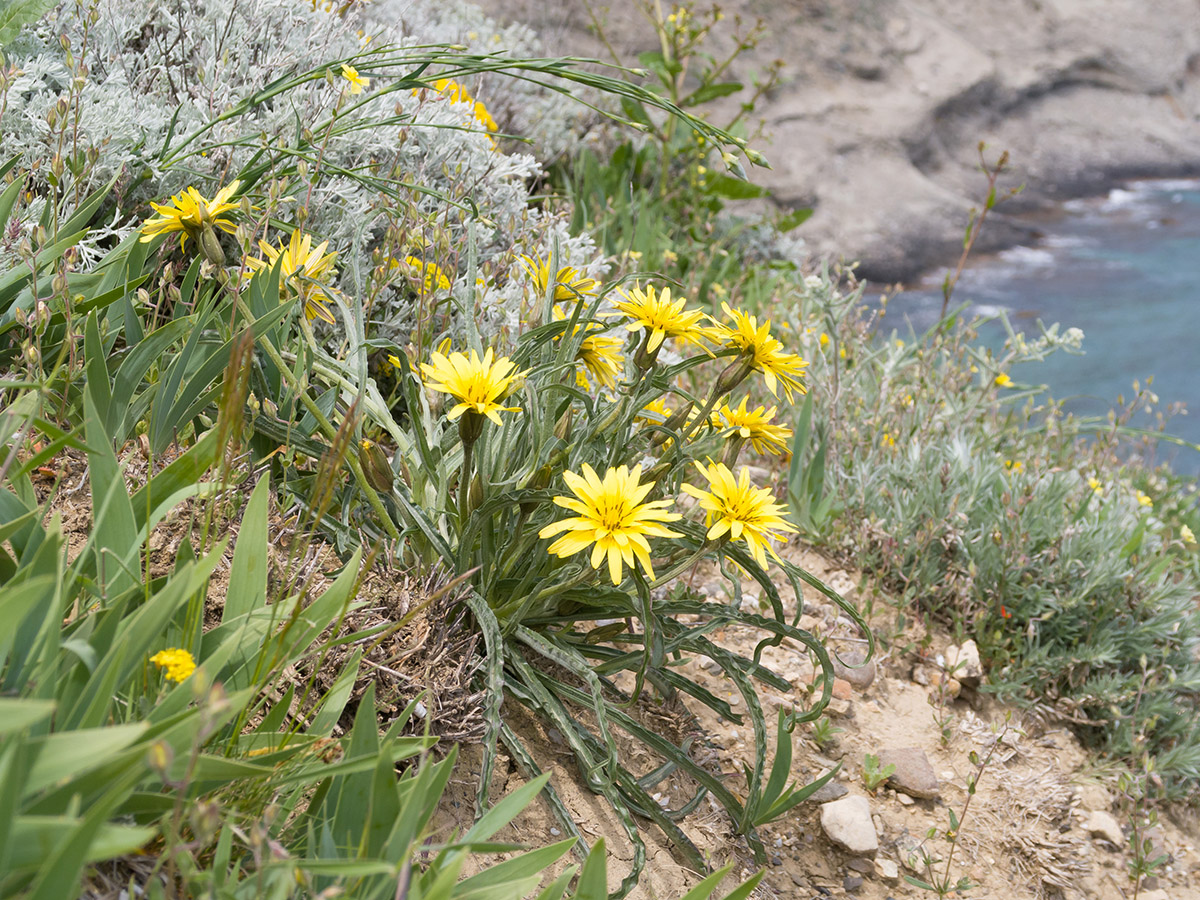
[223,474,270,623]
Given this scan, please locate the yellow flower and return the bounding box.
[994,373,1013,388]
[1088,477,1103,494]
[682,461,798,568]
[431,79,498,132]
[713,303,808,402]
[539,463,682,584]
[1136,490,1153,509]
[880,432,896,449]
[150,648,196,683]
[399,256,452,294]
[246,229,339,325]
[611,283,715,353]
[340,63,369,94]
[715,396,792,456]
[1004,459,1023,472]
[420,346,526,426]
[819,332,830,348]
[637,397,673,425]
[1182,524,1196,547]
[388,353,404,372]
[521,255,598,303]
[552,308,623,390]
[140,180,241,253]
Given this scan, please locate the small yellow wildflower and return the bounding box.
[1181,524,1196,547]
[1004,459,1023,472]
[819,332,830,348]
[246,229,339,325]
[399,256,452,294]
[140,180,241,254]
[539,463,682,585]
[150,648,196,683]
[521,255,597,303]
[1088,477,1103,494]
[431,79,498,132]
[880,432,896,449]
[682,461,798,568]
[420,346,527,426]
[612,283,716,354]
[994,373,1013,388]
[1136,490,1153,509]
[715,397,792,456]
[340,64,369,94]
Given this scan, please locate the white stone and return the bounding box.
[876,859,900,883]
[1084,810,1125,847]
[820,795,878,855]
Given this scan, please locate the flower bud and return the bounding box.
[199,224,226,266]
[553,405,573,443]
[147,740,174,777]
[467,472,484,514]
[358,439,394,493]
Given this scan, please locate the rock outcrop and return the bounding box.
[470,0,1200,281]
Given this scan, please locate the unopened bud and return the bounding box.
[199,224,226,266]
[649,401,694,447]
[467,473,484,514]
[34,300,50,334]
[147,740,174,777]
[357,439,394,493]
[553,406,573,442]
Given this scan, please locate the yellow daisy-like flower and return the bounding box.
[539,463,682,585]
[994,373,1013,388]
[552,307,623,390]
[612,283,716,354]
[150,648,197,683]
[431,79,498,132]
[715,396,792,456]
[420,346,526,426]
[340,63,369,94]
[714,303,809,402]
[400,256,452,294]
[682,460,798,568]
[1136,490,1153,509]
[246,229,340,325]
[521,254,598,303]
[140,180,242,253]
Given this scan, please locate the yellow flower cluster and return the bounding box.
[150,648,196,683]
[430,79,498,133]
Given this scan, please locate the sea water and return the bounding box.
[881,179,1200,474]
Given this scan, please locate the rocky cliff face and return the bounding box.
[463,0,1200,281]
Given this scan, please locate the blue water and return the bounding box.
[882,179,1200,474]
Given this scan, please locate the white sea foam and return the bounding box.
[1126,178,1200,193]
[998,245,1056,268]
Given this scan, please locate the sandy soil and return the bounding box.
[432,546,1200,900]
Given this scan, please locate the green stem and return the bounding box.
[220,275,399,540]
